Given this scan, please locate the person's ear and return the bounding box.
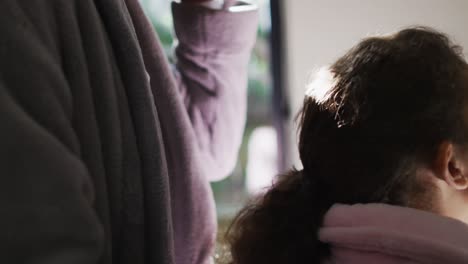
[433,141,468,191]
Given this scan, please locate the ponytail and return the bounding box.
[226,169,330,264]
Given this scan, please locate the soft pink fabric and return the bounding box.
[319,204,468,264]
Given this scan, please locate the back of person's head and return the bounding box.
[227,27,468,264]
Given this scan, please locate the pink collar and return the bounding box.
[319,204,468,264]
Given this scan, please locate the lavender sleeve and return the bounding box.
[123,2,258,262]
[172,2,259,181]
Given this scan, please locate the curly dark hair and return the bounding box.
[227,27,468,264]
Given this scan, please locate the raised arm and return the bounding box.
[172,1,259,181]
